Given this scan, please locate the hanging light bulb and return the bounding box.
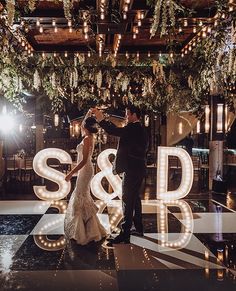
[196,120,200,133]
[207,26,212,33]
[184,19,188,27]
[54,114,59,127]
[39,26,43,33]
[52,19,56,26]
[123,4,128,12]
[202,31,207,38]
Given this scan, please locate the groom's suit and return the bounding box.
[99,119,148,238]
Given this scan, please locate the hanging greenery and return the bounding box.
[0,0,235,116]
[148,0,188,37]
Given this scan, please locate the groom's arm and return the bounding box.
[92,107,125,137]
[99,119,125,137]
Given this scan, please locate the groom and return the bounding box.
[92,104,148,245]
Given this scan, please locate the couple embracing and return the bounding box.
[64,104,149,247]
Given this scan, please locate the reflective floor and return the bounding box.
[0,179,236,291]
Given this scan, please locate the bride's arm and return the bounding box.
[81,109,92,136]
[81,109,92,126]
[65,136,92,181]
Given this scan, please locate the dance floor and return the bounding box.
[0,181,236,291]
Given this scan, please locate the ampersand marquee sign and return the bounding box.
[90,148,122,203]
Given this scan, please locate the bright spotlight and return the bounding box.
[0,114,15,133]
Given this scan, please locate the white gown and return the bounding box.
[64,140,107,245]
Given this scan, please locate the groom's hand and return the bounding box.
[91,108,104,122]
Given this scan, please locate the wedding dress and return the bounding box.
[64,139,107,245]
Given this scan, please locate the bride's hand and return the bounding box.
[65,173,72,182]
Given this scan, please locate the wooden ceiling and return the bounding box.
[14,0,217,55]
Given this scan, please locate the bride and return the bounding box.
[64,110,107,245]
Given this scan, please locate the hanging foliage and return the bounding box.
[149,0,187,37]
[0,0,235,116]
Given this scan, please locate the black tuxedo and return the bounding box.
[99,119,148,238]
[99,120,147,174]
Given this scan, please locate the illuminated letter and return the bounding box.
[157,146,193,200]
[90,149,122,204]
[33,200,67,251]
[33,148,72,201]
[159,200,193,250]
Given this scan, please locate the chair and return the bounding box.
[6,157,19,180]
[21,158,34,182]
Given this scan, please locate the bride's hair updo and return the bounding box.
[83,117,98,134]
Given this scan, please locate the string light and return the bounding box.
[183,19,188,27]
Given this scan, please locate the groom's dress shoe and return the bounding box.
[106,235,116,242]
[106,234,130,247]
[130,230,144,237]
